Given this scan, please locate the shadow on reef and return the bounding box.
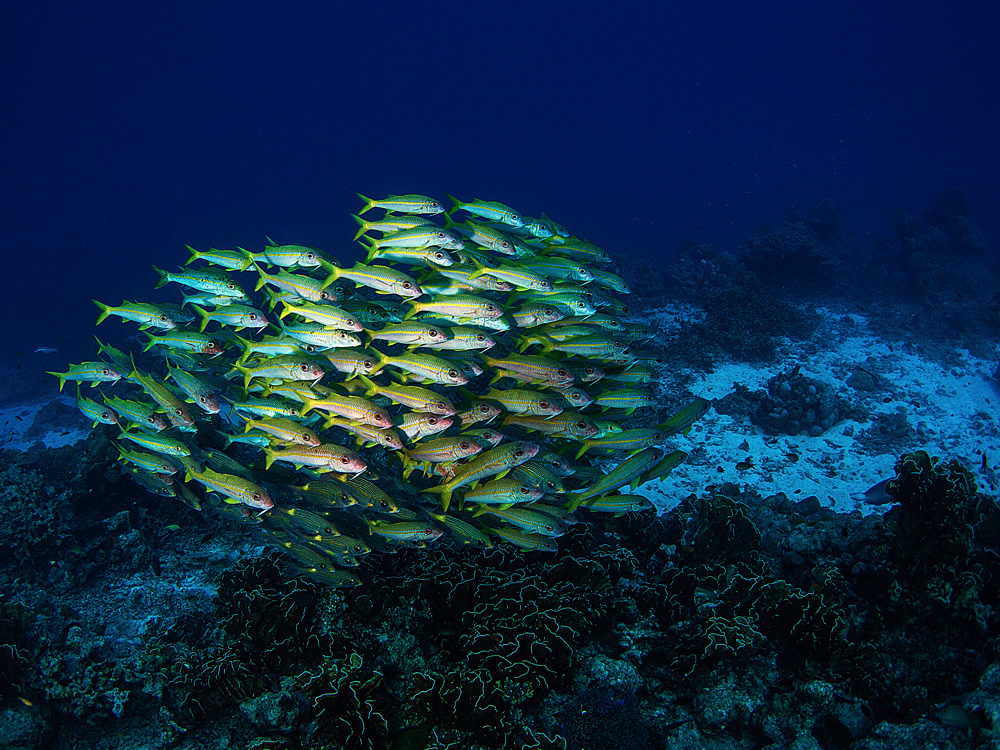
[3,442,1000,749]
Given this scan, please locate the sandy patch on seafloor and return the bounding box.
[0,395,90,452]
[635,306,1000,516]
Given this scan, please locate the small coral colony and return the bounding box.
[49,192,707,585]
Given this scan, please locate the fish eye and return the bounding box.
[102,369,110,375]
[485,304,496,311]
[364,360,374,368]
[460,442,469,450]
[306,253,316,260]
[501,240,510,248]
[159,315,168,321]
[103,412,111,419]
[228,283,236,290]
[252,493,261,501]
[577,421,587,429]
[519,487,530,494]
[434,252,443,260]
[586,367,596,374]
[540,401,549,408]
[249,314,257,320]
[436,402,446,409]
[515,449,524,457]
[557,369,568,377]
[300,364,309,370]
[436,232,446,239]
[510,213,521,222]
[174,408,182,416]
[320,292,330,300]
[476,334,485,341]
[428,418,438,425]
[403,282,412,289]
[339,456,349,463]
[199,396,208,403]
[544,309,554,315]
[448,369,458,378]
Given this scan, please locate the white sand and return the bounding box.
[635,305,1000,515]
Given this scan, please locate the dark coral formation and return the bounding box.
[752,365,844,436]
[1,436,999,748]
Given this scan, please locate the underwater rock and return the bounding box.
[752,366,842,436]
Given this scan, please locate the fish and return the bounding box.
[851,478,895,505]
[47,362,122,392]
[447,195,524,227]
[73,187,699,586]
[423,441,539,512]
[93,300,179,329]
[357,193,445,216]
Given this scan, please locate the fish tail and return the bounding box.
[319,266,341,291]
[351,214,369,241]
[422,483,453,512]
[253,270,268,292]
[445,193,462,214]
[92,299,111,325]
[573,444,589,460]
[278,303,292,320]
[467,258,486,279]
[263,450,275,470]
[358,374,377,398]
[152,265,169,289]
[356,193,374,215]
[191,305,210,333]
[298,398,316,418]
[184,245,199,266]
[401,302,419,322]
[46,372,66,392]
[565,493,584,512]
[141,332,156,352]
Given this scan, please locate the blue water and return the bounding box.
[3,2,997,365]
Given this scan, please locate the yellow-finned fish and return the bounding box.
[423,441,539,512]
[357,193,445,216]
[47,362,122,392]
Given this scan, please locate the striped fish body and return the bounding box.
[368,520,443,543]
[480,388,563,417]
[244,417,321,446]
[574,428,665,458]
[253,243,325,268]
[367,226,463,251]
[47,362,123,392]
[357,193,444,215]
[429,513,493,548]
[476,506,567,537]
[76,390,118,426]
[502,412,599,439]
[279,302,362,331]
[566,448,664,511]
[422,327,494,351]
[321,417,403,450]
[577,494,654,513]
[93,300,179,329]
[591,388,653,412]
[369,322,449,347]
[482,353,573,387]
[352,213,436,239]
[153,266,246,297]
[104,396,168,431]
[447,196,524,227]
[121,428,191,457]
[396,412,452,441]
[321,262,422,299]
[462,478,543,506]
[424,441,539,511]
[185,466,273,510]
[185,245,254,270]
[404,294,501,321]
[143,330,223,354]
[298,393,393,428]
[264,443,367,473]
[489,526,558,551]
[374,351,468,386]
[256,268,335,303]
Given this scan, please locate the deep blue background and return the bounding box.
[3,1,997,368]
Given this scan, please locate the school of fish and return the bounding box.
[51,192,708,588]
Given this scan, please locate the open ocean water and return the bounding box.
[2,4,999,749]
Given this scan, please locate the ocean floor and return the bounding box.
[635,304,1000,515]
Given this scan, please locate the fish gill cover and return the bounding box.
[51,192,706,585]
